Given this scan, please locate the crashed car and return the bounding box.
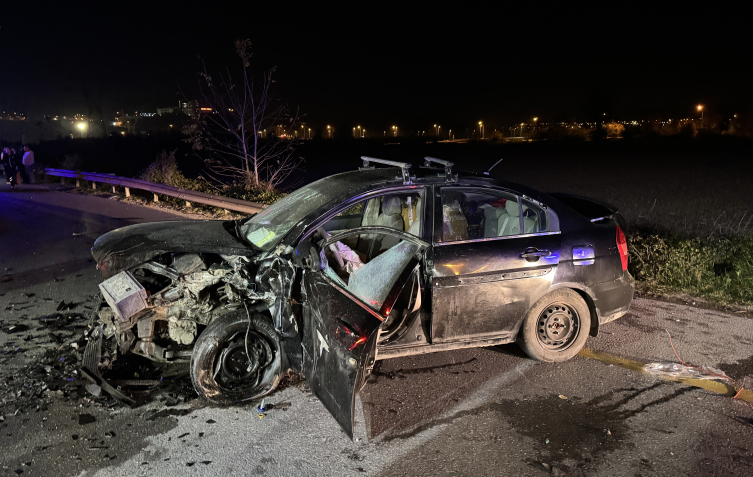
[87,156,634,437]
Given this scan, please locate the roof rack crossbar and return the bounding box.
[423,156,457,182]
[360,156,413,184]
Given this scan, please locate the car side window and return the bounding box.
[440,188,549,243]
[521,198,548,234]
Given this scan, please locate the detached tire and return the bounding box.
[191,310,283,405]
[518,289,591,363]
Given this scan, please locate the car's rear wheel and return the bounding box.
[191,310,283,405]
[518,289,591,363]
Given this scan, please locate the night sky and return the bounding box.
[1,2,750,131]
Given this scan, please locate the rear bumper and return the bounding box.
[592,270,635,325]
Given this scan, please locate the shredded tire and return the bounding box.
[190,310,282,405]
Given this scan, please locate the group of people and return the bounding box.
[0,145,35,188]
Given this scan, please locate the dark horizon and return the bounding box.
[1,2,751,131]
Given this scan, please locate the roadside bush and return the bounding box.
[628,230,753,305]
[140,150,285,206]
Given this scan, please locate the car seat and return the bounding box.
[481,203,508,238]
[497,200,535,236]
[442,200,468,241]
[358,195,405,256]
[407,197,422,237]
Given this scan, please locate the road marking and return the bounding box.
[579,348,753,403]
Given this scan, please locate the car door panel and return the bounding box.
[299,227,429,437]
[431,230,561,342]
[301,270,381,437]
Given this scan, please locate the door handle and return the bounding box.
[520,248,551,261]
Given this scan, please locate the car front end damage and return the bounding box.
[84,219,301,406]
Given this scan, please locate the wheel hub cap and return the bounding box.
[537,304,579,349]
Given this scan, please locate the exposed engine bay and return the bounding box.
[95,252,278,366]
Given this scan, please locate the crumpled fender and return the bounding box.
[91,220,253,278]
[255,256,298,338]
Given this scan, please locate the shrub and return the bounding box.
[140,150,286,207]
[628,230,753,305]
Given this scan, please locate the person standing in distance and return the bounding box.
[1,147,17,188]
[22,145,35,184]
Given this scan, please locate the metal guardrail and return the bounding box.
[43,168,266,215]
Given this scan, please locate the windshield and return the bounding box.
[239,169,399,251]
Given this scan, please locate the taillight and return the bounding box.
[616,226,628,271]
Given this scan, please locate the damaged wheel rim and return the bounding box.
[215,331,273,389]
[536,303,579,351]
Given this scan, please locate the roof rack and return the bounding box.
[423,156,457,182]
[360,156,413,185]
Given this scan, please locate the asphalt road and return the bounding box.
[1,183,752,477]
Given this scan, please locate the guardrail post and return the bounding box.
[60,177,65,185]
[76,179,80,187]
[125,187,130,197]
[111,185,117,194]
[92,181,97,190]
[153,193,159,203]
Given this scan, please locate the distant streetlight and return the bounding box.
[533,117,538,140]
[478,121,484,139]
[362,129,366,138]
[77,122,86,138]
[697,104,704,122]
[433,124,437,136]
[353,127,356,138]
[392,125,397,137]
[437,125,441,139]
[308,128,311,139]
[327,125,331,138]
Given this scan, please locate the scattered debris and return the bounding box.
[57,301,77,311]
[643,362,732,381]
[558,395,568,400]
[78,414,96,425]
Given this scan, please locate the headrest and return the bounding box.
[505,200,519,217]
[382,195,402,215]
[482,204,505,219]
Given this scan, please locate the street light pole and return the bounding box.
[478,121,484,139]
[327,125,331,138]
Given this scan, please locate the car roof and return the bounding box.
[330,165,544,200]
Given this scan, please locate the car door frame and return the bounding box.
[429,184,562,343]
[297,226,429,437]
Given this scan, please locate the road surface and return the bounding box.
[1,183,752,476]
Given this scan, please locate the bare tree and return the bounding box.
[183,39,302,190]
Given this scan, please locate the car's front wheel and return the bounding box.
[518,289,591,363]
[191,310,283,405]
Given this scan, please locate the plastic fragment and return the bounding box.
[643,362,732,381]
[558,394,568,400]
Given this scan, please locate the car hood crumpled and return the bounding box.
[91,220,254,278]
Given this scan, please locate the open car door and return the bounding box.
[299,226,428,437]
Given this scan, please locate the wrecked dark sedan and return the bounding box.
[87,157,634,437]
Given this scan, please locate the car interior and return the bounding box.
[441,189,547,242]
[316,193,424,319]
